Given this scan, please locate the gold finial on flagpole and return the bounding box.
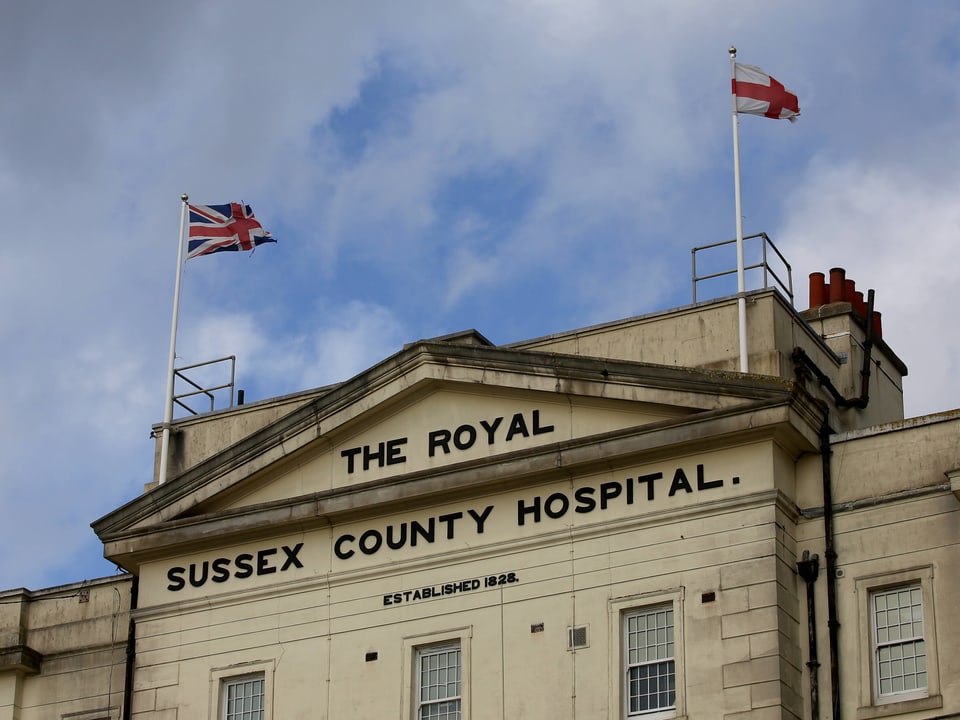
[729,46,737,58]
[181,193,189,202]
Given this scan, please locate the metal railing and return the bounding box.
[173,355,236,415]
[691,232,793,305]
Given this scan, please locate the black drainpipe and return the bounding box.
[821,425,841,720]
[122,575,139,720]
[796,550,821,720]
[792,289,875,411]
[791,288,878,720]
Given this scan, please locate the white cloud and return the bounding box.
[781,157,960,417]
[3,0,960,590]
[302,301,409,389]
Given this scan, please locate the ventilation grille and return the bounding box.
[568,625,588,649]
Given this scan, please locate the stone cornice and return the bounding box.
[94,341,796,541]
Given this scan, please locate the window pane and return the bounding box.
[418,644,462,720]
[625,605,676,716]
[421,700,461,720]
[224,676,264,720]
[872,585,927,699]
[628,660,676,713]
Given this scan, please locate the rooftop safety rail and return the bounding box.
[691,232,793,306]
[173,355,236,415]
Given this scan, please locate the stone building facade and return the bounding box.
[2,272,958,720]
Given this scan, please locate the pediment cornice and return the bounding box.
[93,340,806,548]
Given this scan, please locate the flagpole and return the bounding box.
[729,46,749,373]
[158,194,189,485]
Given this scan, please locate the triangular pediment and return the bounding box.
[209,384,691,512]
[94,339,814,568]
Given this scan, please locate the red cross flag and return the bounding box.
[733,63,800,121]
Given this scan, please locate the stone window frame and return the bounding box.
[855,566,941,719]
[209,659,275,720]
[60,709,119,720]
[609,588,686,720]
[401,626,472,720]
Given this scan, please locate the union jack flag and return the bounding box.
[187,203,276,259]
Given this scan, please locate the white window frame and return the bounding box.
[870,585,925,700]
[416,642,462,719]
[610,589,684,720]
[402,627,472,720]
[855,567,941,719]
[221,674,265,720]
[210,660,275,720]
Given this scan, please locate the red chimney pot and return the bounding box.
[854,291,866,320]
[828,268,846,303]
[809,272,827,308]
[844,278,856,305]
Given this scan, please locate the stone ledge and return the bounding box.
[948,468,960,502]
[0,644,42,674]
[856,693,941,720]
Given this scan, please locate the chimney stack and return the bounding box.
[807,267,881,338]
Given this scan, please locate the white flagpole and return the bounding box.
[158,194,189,485]
[729,47,749,373]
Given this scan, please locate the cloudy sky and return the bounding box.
[2,1,959,591]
